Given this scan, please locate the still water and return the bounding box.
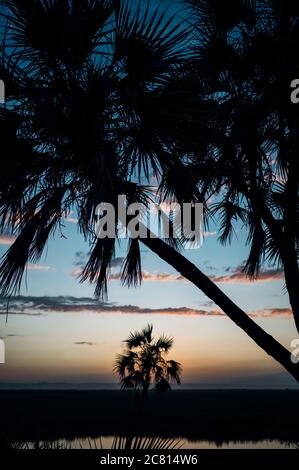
[21,436,296,449]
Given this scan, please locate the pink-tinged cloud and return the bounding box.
[65,217,78,224]
[27,264,53,272]
[138,307,223,316]
[70,267,83,278]
[203,231,217,237]
[0,234,16,245]
[70,269,185,282]
[210,269,284,284]
[63,210,78,224]
[70,267,284,285]
[132,307,291,318]
[142,272,184,281]
[110,271,185,282]
[250,308,292,318]
[0,295,292,318]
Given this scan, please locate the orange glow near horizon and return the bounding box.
[0,312,298,388]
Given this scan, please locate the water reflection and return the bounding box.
[14,436,296,449]
[77,437,295,449]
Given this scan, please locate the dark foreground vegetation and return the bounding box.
[1,390,298,444]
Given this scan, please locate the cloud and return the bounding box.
[204,264,217,271]
[0,260,54,271]
[71,265,284,285]
[138,271,184,282]
[202,301,215,307]
[138,307,223,316]
[27,264,53,272]
[111,267,283,284]
[65,217,78,224]
[0,234,16,245]
[203,231,217,237]
[0,334,23,339]
[210,268,284,284]
[110,257,125,268]
[73,251,87,267]
[70,266,178,282]
[0,295,103,315]
[70,267,82,277]
[72,253,124,271]
[73,341,94,346]
[63,210,78,224]
[250,308,292,318]
[109,271,185,282]
[0,295,292,318]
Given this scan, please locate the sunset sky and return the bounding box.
[0,0,298,390]
[0,214,298,389]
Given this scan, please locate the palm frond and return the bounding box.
[2,0,115,67]
[166,360,182,384]
[125,330,147,349]
[121,238,142,287]
[243,215,266,278]
[113,352,137,378]
[80,237,115,299]
[141,323,153,343]
[115,0,191,83]
[154,335,173,352]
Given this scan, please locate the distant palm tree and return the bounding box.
[114,324,181,395]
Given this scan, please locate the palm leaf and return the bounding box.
[121,238,142,287]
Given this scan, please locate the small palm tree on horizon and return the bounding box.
[114,324,182,394]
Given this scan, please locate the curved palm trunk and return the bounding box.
[282,245,299,334]
[282,118,299,333]
[141,236,299,383]
[256,202,299,334]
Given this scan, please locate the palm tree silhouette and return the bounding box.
[185,0,299,331]
[0,1,298,381]
[114,324,181,395]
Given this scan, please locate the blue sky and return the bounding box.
[0,212,297,389]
